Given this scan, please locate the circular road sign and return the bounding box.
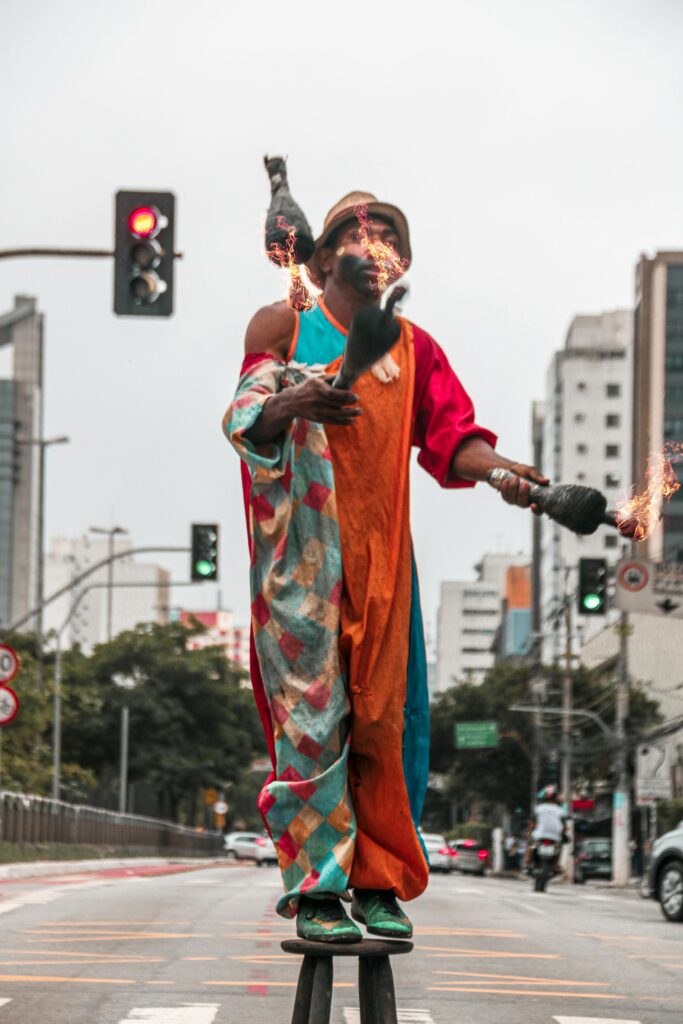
[213,801,228,815]
[0,643,19,685]
[0,686,20,726]
[618,561,650,593]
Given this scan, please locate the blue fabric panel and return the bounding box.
[403,549,430,842]
[294,306,346,365]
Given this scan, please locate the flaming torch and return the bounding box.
[354,201,409,293]
[263,155,315,311]
[613,441,683,541]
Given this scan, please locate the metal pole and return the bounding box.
[35,441,45,689]
[107,533,114,642]
[562,570,574,882]
[612,609,631,884]
[119,707,129,814]
[52,637,62,801]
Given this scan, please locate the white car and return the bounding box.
[421,831,455,873]
[223,831,278,865]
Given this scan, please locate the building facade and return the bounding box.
[178,609,250,670]
[0,297,43,628]
[538,310,633,663]
[632,252,683,561]
[436,552,527,690]
[43,535,171,651]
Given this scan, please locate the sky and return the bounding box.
[2,0,683,634]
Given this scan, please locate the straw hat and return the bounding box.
[306,190,411,289]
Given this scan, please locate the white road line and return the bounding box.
[0,1000,11,1011]
[118,1005,220,1024]
[343,1011,434,1023]
[553,1017,641,1024]
[580,895,611,902]
[506,899,546,916]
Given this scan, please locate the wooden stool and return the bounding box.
[281,937,413,1024]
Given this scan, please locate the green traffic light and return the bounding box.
[582,593,603,611]
[195,559,214,578]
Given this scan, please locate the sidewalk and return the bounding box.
[0,855,226,882]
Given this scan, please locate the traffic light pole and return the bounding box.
[0,248,182,260]
[612,609,632,885]
[562,570,574,883]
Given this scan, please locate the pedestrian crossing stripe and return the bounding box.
[0,1001,11,1010]
[117,1006,220,1023]
[553,1017,641,1024]
[343,1011,434,1023]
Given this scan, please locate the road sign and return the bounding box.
[213,800,228,815]
[455,721,499,749]
[0,644,19,685]
[614,558,683,618]
[636,741,673,802]
[0,686,20,726]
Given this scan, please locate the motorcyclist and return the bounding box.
[524,785,566,872]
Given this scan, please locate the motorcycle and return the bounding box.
[530,838,558,892]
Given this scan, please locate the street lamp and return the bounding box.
[89,525,129,642]
[15,434,69,688]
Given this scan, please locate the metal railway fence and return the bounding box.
[0,790,223,862]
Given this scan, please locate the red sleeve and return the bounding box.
[411,322,498,489]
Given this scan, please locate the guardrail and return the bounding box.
[0,790,223,863]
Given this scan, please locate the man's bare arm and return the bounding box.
[452,436,549,509]
[241,302,360,445]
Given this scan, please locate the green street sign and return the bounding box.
[455,721,499,749]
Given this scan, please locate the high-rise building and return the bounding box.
[436,552,527,690]
[538,310,633,663]
[632,252,683,561]
[43,535,171,651]
[0,297,43,627]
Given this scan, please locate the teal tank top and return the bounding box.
[291,302,346,365]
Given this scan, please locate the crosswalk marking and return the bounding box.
[343,1011,434,1023]
[0,1001,11,1011]
[553,1017,641,1023]
[118,1006,220,1024]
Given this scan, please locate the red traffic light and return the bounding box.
[129,206,158,238]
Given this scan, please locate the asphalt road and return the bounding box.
[0,861,681,1023]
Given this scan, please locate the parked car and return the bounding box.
[421,832,455,873]
[449,838,490,875]
[646,821,683,922]
[573,838,612,883]
[223,831,278,865]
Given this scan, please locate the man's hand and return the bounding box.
[499,462,549,513]
[289,375,361,425]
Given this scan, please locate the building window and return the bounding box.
[576,443,588,454]
[574,413,586,423]
[606,383,621,397]
[605,473,620,488]
[605,444,620,458]
[577,381,587,391]
[576,472,586,481]
[605,535,618,549]
[606,413,620,428]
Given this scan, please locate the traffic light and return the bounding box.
[191,524,219,582]
[114,190,175,316]
[577,557,607,615]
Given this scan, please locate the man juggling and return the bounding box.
[223,179,546,943]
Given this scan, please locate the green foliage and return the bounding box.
[1,623,268,829]
[447,822,495,847]
[656,798,683,836]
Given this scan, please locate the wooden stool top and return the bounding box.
[281,938,413,958]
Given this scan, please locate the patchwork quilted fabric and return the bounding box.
[224,357,356,917]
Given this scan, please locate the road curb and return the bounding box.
[0,856,226,882]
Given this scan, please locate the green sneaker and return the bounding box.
[351,889,413,938]
[296,895,362,944]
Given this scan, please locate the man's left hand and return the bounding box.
[499,462,549,513]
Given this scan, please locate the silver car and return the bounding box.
[422,832,455,873]
[223,831,278,865]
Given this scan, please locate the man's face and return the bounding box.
[319,215,405,297]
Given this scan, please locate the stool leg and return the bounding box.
[291,955,316,1024]
[308,956,333,1024]
[359,955,398,1024]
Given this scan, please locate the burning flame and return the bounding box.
[354,202,409,293]
[615,441,683,540]
[266,216,315,312]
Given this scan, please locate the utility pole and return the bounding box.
[119,707,130,814]
[612,608,631,884]
[562,567,574,882]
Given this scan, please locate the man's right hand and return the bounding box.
[289,375,361,425]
